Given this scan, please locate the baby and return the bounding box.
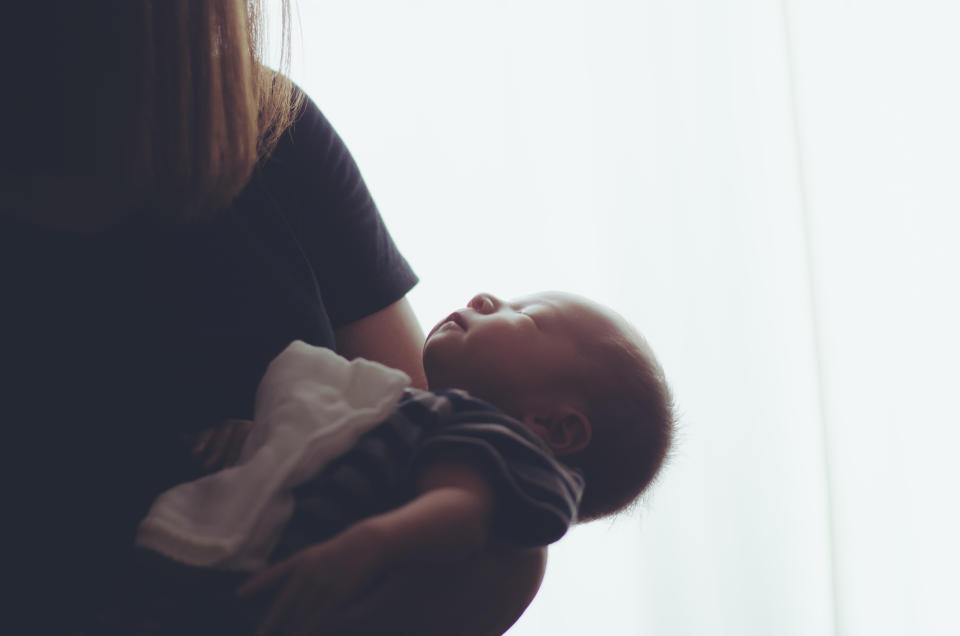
[263,291,674,558]
[420,290,674,523]
[132,291,674,633]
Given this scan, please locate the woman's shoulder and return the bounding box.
[264,85,336,165]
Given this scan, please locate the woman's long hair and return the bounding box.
[1,1,303,228]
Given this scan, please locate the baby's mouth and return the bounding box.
[428,311,467,339]
[446,311,467,330]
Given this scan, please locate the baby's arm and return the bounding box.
[358,455,496,566]
[237,457,496,634]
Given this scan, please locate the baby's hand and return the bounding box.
[182,418,253,473]
[237,524,387,636]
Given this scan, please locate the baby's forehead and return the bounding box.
[510,290,590,311]
[512,291,625,337]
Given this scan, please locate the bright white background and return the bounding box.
[274,1,960,634]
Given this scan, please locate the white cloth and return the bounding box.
[135,341,410,572]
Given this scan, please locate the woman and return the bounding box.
[1,2,544,634]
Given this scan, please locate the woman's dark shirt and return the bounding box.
[1,93,417,622]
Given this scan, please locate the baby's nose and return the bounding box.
[468,293,500,314]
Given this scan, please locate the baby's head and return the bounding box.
[423,291,674,521]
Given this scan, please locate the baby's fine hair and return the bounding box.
[565,323,674,521]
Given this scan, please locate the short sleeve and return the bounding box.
[413,396,585,547]
[261,89,418,328]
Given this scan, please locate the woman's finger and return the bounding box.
[324,571,412,636]
[190,427,215,455]
[203,419,240,470]
[293,607,338,636]
[255,578,305,636]
[223,418,252,466]
[237,558,294,598]
[265,581,341,636]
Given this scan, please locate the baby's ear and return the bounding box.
[523,406,592,456]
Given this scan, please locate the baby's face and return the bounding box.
[423,291,619,415]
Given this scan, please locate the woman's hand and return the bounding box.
[236,536,546,636]
[236,525,386,636]
[182,418,254,473]
[309,545,548,636]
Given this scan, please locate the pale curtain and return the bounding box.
[282,1,960,634]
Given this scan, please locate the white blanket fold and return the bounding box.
[136,341,410,572]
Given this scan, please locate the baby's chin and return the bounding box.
[421,346,455,391]
[422,357,476,395]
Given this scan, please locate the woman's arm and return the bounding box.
[239,457,498,634]
[334,296,428,389]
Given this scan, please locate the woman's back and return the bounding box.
[2,170,315,627]
[1,91,419,628]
